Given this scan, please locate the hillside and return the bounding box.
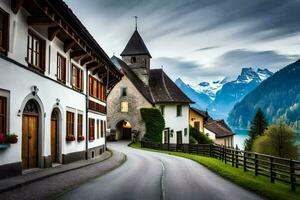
[228,59,300,131]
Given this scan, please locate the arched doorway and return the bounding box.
[116,120,132,140]
[51,110,59,163]
[22,99,39,169]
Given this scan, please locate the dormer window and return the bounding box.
[131,57,136,63]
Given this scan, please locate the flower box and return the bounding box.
[5,133,18,144]
[66,135,75,142]
[77,135,85,142]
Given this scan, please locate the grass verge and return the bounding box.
[130,142,300,200]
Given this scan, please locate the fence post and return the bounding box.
[232,150,234,167]
[243,152,247,172]
[209,144,212,157]
[224,148,227,164]
[290,159,296,192]
[270,157,274,183]
[255,154,258,176]
[235,149,239,168]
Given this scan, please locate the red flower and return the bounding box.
[0,133,6,144]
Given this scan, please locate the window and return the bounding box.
[164,129,169,144]
[121,102,128,112]
[97,119,100,139]
[0,9,9,55]
[131,57,136,63]
[89,118,95,141]
[89,75,106,101]
[104,121,106,137]
[0,96,7,134]
[77,114,83,137]
[57,53,66,83]
[27,31,45,71]
[72,65,83,91]
[121,87,127,97]
[184,128,188,136]
[160,105,165,116]
[101,120,103,138]
[176,105,182,117]
[66,111,74,136]
[194,121,200,131]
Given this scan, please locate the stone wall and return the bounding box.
[107,75,152,140]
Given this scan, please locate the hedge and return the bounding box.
[140,107,165,143]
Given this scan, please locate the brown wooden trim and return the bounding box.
[70,50,86,59]
[88,100,106,114]
[63,39,76,53]
[27,16,55,26]
[57,52,66,83]
[11,0,25,14]
[48,26,60,41]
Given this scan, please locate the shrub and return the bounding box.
[189,135,198,144]
[190,126,213,144]
[140,107,165,143]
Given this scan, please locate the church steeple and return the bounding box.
[121,25,151,85]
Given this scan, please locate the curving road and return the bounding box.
[58,141,262,200]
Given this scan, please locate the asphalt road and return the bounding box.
[58,141,262,200]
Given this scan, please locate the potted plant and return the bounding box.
[66,135,75,142]
[0,133,6,144]
[6,133,18,144]
[77,135,85,142]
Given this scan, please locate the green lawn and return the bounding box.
[130,142,300,200]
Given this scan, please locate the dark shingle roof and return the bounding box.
[111,57,193,104]
[111,56,154,104]
[204,119,235,138]
[120,30,152,58]
[149,69,193,103]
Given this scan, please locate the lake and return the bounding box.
[234,129,300,150]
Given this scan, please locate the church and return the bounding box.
[107,27,193,144]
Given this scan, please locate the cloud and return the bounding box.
[212,49,299,79]
[151,57,205,83]
[194,46,220,52]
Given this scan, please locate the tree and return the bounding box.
[244,108,268,151]
[252,120,299,159]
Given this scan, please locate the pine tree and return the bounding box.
[244,108,268,151]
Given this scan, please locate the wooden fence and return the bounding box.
[141,141,300,192]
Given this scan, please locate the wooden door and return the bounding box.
[51,116,57,162]
[176,131,182,144]
[164,129,169,144]
[22,115,38,169]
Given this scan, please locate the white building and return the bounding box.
[0,0,120,179]
[107,29,193,144]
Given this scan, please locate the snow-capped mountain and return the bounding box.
[175,78,212,110]
[175,68,273,119]
[193,77,227,100]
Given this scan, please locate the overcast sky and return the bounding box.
[65,0,300,85]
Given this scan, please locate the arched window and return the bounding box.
[23,99,39,114]
[131,57,136,63]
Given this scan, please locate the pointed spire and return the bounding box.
[134,16,138,31]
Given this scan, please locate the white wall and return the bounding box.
[204,128,216,141]
[159,104,189,144]
[0,58,86,165]
[0,1,97,165]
